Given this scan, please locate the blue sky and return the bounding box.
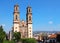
[0,0,60,33]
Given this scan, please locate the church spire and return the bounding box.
[26,5,33,38]
[13,4,20,32]
[13,4,20,21]
[27,6,32,14]
[14,4,19,13]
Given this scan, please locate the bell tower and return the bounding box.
[14,4,20,21]
[13,4,20,32]
[26,6,33,38]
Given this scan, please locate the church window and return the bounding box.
[30,33,31,35]
[30,27,31,29]
[15,27,17,29]
[16,7,17,10]
[16,27,17,29]
[29,16,31,21]
[19,26,22,28]
[22,24,24,27]
[16,15,18,20]
[29,9,30,12]
[30,30,31,32]
[15,7,18,11]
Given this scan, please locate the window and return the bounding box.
[15,7,18,11]
[30,30,31,32]
[16,15,18,20]
[29,16,31,21]
[30,27,31,29]
[29,9,30,12]
[22,24,24,27]
[30,33,31,35]
[16,7,17,11]
[15,27,17,29]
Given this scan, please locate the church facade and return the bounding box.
[12,4,33,38]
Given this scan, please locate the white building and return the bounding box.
[12,4,33,38]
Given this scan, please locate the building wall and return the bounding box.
[13,23,20,32]
[28,24,32,38]
[13,4,33,38]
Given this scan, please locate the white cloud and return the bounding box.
[48,21,53,24]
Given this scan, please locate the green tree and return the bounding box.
[21,38,37,43]
[3,40,15,43]
[0,26,6,43]
[13,32,21,42]
[3,40,9,43]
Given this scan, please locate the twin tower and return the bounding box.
[13,4,32,38]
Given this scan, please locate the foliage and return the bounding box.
[21,38,37,43]
[13,32,21,42]
[9,40,16,43]
[0,26,6,43]
[3,40,9,43]
[3,40,15,43]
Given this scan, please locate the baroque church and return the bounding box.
[12,4,33,38]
